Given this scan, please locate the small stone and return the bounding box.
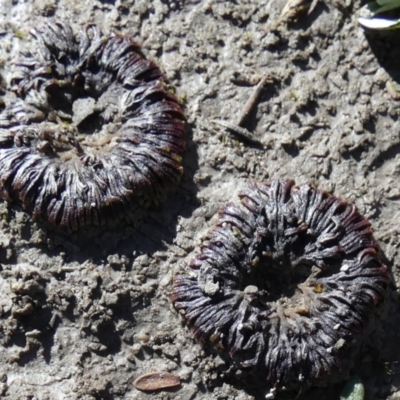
[72,98,96,126]
[131,343,142,356]
[134,331,150,342]
[102,292,119,306]
[340,264,349,272]
[244,285,258,295]
[204,281,220,296]
[162,344,179,359]
[334,338,346,350]
[88,342,107,352]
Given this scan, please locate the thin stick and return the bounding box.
[212,119,260,144]
[212,74,271,145]
[236,74,270,127]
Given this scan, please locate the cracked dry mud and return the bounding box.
[0,1,399,399]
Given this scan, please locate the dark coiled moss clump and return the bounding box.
[172,179,389,390]
[0,21,185,230]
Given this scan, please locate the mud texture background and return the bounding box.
[0,0,399,399]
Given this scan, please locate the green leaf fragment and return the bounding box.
[359,15,400,28]
[340,377,365,400]
[359,0,400,29]
[386,81,399,99]
[376,0,400,7]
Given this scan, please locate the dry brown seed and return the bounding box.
[133,372,180,392]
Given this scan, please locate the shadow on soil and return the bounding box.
[366,30,400,83]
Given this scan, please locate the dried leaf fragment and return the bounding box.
[133,372,181,392]
[278,0,318,25]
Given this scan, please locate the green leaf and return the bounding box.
[340,377,365,400]
[359,1,400,29]
[376,0,400,13]
[359,15,400,28]
[376,0,400,6]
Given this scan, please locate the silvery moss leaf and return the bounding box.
[359,0,400,29]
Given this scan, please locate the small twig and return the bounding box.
[213,74,271,145]
[212,119,260,144]
[236,74,271,127]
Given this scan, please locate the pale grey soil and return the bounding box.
[0,0,399,399]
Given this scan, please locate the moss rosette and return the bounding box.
[172,179,389,390]
[0,21,185,230]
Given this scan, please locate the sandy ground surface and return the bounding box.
[0,0,399,399]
